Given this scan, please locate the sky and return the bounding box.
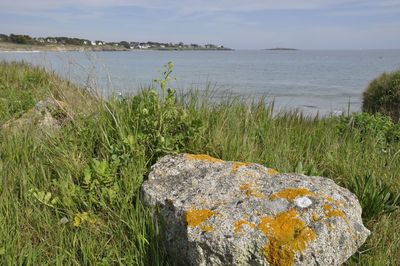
[1,0,400,49]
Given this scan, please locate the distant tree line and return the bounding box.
[0,34,35,44]
[0,33,91,46]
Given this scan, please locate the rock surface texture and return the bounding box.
[141,154,370,266]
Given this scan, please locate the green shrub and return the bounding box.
[363,70,400,122]
[336,112,400,143]
[101,62,203,166]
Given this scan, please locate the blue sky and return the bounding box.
[1,0,400,49]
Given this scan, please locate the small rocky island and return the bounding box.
[265,48,299,51]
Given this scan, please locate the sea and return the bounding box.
[1,49,400,115]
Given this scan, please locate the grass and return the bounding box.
[0,61,399,265]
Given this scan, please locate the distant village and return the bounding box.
[0,33,232,51]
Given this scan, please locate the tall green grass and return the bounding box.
[0,61,399,265]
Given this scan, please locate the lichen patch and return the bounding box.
[271,188,315,202]
[234,220,256,234]
[323,204,345,218]
[240,182,267,199]
[326,196,334,202]
[185,209,215,227]
[243,170,259,179]
[185,154,223,163]
[200,224,214,232]
[258,208,316,266]
[232,161,252,173]
[267,168,279,175]
[311,212,320,222]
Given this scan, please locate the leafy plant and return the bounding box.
[81,158,120,206]
[106,61,203,164]
[347,173,400,220]
[29,188,58,208]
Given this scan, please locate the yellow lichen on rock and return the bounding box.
[267,168,279,175]
[185,209,215,227]
[232,162,252,172]
[271,188,315,201]
[240,183,267,199]
[243,170,259,179]
[323,204,345,218]
[326,196,334,202]
[234,220,256,234]
[311,212,320,222]
[200,224,214,232]
[326,222,334,230]
[258,209,316,266]
[185,154,223,163]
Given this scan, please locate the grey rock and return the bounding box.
[2,97,70,131]
[141,154,370,266]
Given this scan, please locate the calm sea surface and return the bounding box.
[1,49,400,115]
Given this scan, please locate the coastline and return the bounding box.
[0,43,233,52]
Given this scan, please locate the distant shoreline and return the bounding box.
[0,43,233,52]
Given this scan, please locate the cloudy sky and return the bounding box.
[1,0,400,49]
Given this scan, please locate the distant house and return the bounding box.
[46,38,57,44]
[95,41,104,45]
[138,44,151,49]
[91,41,96,46]
[36,37,45,43]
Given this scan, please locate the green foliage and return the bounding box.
[119,41,131,49]
[363,70,400,122]
[105,61,203,164]
[9,34,34,44]
[336,112,400,143]
[126,91,202,163]
[46,157,123,210]
[0,34,9,42]
[347,173,400,220]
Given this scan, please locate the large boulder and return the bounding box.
[141,154,370,266]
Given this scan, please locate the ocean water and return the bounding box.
[1,49,400,115]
